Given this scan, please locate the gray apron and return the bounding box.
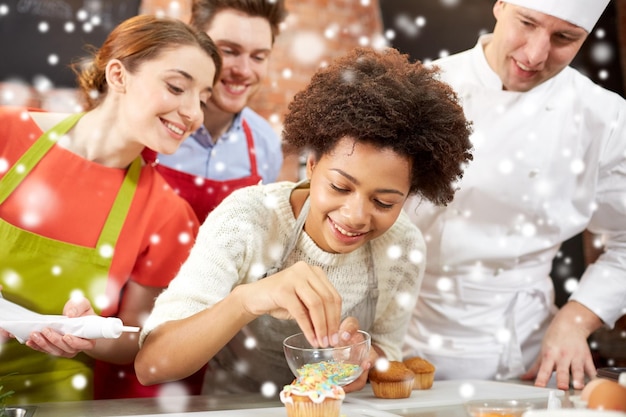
[203,182,379,395]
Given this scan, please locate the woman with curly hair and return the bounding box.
[135,46,473,395]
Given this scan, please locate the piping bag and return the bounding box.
[0,295,139,343]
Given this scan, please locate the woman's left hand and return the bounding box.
[337,317,378,393]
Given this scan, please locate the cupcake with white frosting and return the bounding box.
[280,361,346,417]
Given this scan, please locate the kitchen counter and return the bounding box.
[12,380,578,417]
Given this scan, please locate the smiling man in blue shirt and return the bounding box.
[145,0,287,222]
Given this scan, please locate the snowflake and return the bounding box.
[458,382,476,399]
[373,357,390,372]
[71,373,88,390]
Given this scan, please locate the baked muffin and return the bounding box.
[403,356,436,390]
[368,360,415,399]
[280,363,346,417]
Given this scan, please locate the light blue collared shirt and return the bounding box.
[157,107,283,182]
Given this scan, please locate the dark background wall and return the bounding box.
[0,0,140,87]
[379,0,624,94]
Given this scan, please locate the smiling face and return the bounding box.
[304,137,411,254]
[484,1,588,92]
[204,8,273,115]
[120,45,216,154]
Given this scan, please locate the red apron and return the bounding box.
[143,120,262,222]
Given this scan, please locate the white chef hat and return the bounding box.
[503,0,610,32]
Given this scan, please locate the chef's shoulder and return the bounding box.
[428,48,473,86]
[562,66,626,155]
[565,66,626,115]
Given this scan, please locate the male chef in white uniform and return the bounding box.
[403,0,626,391]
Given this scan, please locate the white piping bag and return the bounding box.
[0,296,139,344]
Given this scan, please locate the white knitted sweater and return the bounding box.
[141,181,426,389]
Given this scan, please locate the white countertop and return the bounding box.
[18,380,578,417]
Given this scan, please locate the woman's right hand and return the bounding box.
[0,328,12,342]
[233,261,342,349]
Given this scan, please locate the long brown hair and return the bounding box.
[72,14,222,110]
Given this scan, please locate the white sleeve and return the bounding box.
[571,99,626,328]
[139,186,276,344]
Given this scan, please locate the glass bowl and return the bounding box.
[283,330,371,386]
[465,399,535,417]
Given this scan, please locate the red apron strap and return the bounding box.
[242,119,259,177]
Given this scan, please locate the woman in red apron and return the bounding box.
[0,15,221,404]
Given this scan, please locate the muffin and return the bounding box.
[403,356,436,390]
[280,364,346,417]
[368,360,415,399]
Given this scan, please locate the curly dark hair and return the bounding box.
[282,47,473,206]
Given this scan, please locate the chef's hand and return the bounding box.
[235,261,342,348]
[25,296,96,358]
[521,301,601,390]
[339,317,377,393]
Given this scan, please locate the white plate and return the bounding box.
[106,403,401,417]
[344,379,564,410]
[568,395,588,409]
[523,410,626,417]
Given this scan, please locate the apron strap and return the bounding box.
[241,119,260,178]
[345,242,378,331]
[0,112,83,204]
[96,157,142,251]
[262,179,379,329]
[263,180,310,277]
[0,111,140,252]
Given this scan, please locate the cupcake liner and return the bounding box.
[370,380,413,399]
[412,372,434,390]
[285,397,342,417]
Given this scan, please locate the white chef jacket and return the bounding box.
[403,34,626,381]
